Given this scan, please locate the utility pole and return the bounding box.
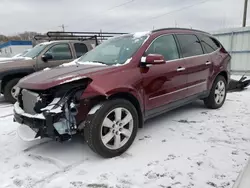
[242,0,248,27]
[59,24,67,32]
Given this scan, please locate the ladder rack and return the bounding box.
[34,31,128,45]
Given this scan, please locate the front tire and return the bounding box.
[204,75,227,109]
[84,99,138,158]
[4,78,20,104]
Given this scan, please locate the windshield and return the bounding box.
[12,49,30,58]
[23,43,47,58]
[78,34,148,65]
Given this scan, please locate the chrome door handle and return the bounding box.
[205,61,212,65]
[177,67,186,72]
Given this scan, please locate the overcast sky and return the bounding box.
[0,0,249,35]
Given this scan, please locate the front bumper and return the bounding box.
[17,124,42,141]
[13,102,61,140]
[13,85,84,142]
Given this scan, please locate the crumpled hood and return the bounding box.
[17,64,111,90]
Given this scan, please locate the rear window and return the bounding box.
[176,34,203,58]
[74,43,88,58]
[200,35,221,53]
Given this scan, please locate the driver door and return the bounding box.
[141,34,188,116]
[37,43,74,70]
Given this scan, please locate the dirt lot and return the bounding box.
[1,86,250,188]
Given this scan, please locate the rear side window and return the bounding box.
[176,34,203,58]
[74,43,88,58]
[200,35,221,53]
[146,35,179,61]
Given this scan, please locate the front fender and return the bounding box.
[80,83,109,99]
[81,84,144,109]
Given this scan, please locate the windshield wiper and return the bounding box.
[92,61,107,65]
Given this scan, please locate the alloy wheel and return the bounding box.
[100,107,133,150]
[11,86,17,99]
[214,80,226,105]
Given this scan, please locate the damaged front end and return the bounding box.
[13,78,92,142]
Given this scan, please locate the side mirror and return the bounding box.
[41,53,53,62]
[141,54,165,67]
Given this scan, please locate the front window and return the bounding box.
[78,34,148,65]
[146,35,180,61]
[44,44,72,60]
[23,43,47,58]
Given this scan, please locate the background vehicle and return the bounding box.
[0,31,126,103]
[13,28,231,158]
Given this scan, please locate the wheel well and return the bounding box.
[109,92,144,128]
[217,71,228,83]
[1,73,27,93]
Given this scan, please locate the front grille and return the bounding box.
[21,89,40,115]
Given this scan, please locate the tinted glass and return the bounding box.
[200,35,220,53]
[146,35,179,61]
[74,43,88,58]
[176,34,203,57]
[45,44,72,60]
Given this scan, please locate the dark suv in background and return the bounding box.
[13,28,231,158]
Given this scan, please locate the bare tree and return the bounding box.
[18,31,41,41]
[0,35,9,42]
[0,31,41,44]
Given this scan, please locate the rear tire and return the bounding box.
[84,99,138,158]
[204,75,227,109]
[4,78,20,104]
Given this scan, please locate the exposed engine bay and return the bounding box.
[13,78,95,142]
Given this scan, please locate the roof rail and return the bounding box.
[34,34,49,41]
[152,28,210,35]
[34,31,128,45]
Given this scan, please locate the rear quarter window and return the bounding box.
[199,34,221,53]
[176,34,204,58]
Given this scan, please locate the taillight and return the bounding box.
[220,47,228,54]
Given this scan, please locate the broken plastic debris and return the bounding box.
[17,124,41,141]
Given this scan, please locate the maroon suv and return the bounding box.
[13,28,231,158]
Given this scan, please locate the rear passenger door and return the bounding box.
[176,34,211,97]
[199,34,223,70]
[73,43,89,58]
